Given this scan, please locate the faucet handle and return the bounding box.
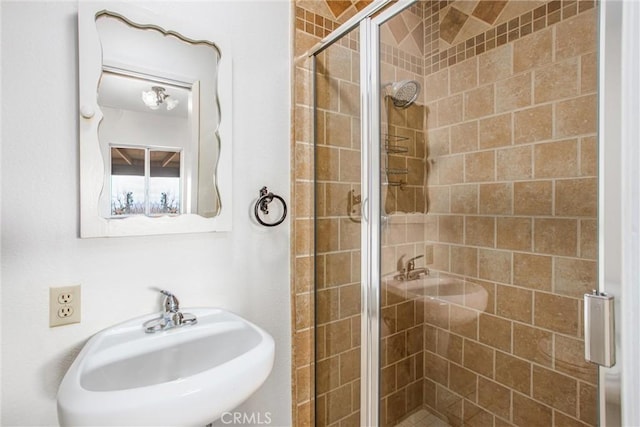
[406,254,424,269]
[160,290,180,313]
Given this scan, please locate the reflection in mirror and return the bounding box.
[110,147,182,217]
[95,12,221,219]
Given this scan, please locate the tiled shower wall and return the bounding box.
[292,1,599,426]
[421,1,599,426]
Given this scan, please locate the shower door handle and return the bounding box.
[584,291,616,367]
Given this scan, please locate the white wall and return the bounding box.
[0,1,291,426]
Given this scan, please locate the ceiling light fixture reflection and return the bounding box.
[141,86,179,111]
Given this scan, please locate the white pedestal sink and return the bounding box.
[57,308,275,426]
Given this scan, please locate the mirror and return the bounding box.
[79,3,232,237]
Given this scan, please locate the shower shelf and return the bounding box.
[384,144,409,154]
[385,168,409,175]
[387,180,406,188]
[383,133,409,143]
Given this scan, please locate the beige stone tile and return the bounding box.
[556,95,598,138]
[463,399,493,427]
[497,284,532,323]
[477,377,511,420]
[295,293,312,331]
[534,58,579,103]
[534,292,579,335]
[324,183,350,217]
[581,52,598,94]
[465,150,496,182]
[339,347,360,385]
[316,288,339,324]
[479,249,512,284]
[433,244,451,273]
[429,186,451,213]
[325,112,352,148]
[512,392,552,427]
[451,245,479,276]
[497,72,532,112]
[579,382,598,425]
[296,218,314,256]
[295,328,312,367]
[464,84,495,120]
[513,323,553,366]
[495,351,531,395]
[450,57,479,94]
[449,364,478,399]
[451,184,478,214]
[513,253,552,291]
[451,305,479,340]
[533,366,578,415]
[496,217,532,251]
[496,145,532,181]
[580,136,597,177]
[428,127,451,157]
[315,74,340,111]
[296,105,313,144]
[553,412,590,427]
[514,27,553,73]
[479,313,512,352]
[295,256,313,294]
[534,218,578,256]
[465,216,495,247]
[317,145,340,181]
[295,142,313,180]
[339,149,361,184]
[450,121,479,154]
[555,335,598,384]
[555,9,598,60]
[479,44,513,85]
[439,215,464,244]
[438,154,465,184]
[580,219,598,260]
[514,104,553,144]
[438,94,464,126]
[340,81,360,117]
[479,113,512,149]
[316,218,339,253]
[514,180,553,215]
[326,318,353,357]
[436,385,463,426]
[326,384,353,424]
[534,139,578,178]
[295,181,313,219]
[479,183,513,215]
[425,69,450,102]
[555,178,598,217]
[463,340,495,378]
[340,218,361,250]
[438,329,463,364]
[554,257,597,298]
[296,401,311,427]
[406,104,426,131]
[424,351,449,386]
[316,355,340,393]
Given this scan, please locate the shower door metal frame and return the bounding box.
[359,2,416,426]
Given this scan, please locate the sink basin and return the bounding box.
[384,275,488,325]
[57,308,275,426]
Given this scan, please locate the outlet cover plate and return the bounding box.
[50,285,81,327]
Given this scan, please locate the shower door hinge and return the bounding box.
[584,290,616,367]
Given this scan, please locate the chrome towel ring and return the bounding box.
[254,186,287,227]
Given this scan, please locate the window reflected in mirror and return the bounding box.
[110,147,181,217]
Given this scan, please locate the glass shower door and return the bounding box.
[373,1,601,426]
[313,25,363,427]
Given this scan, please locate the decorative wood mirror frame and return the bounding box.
[78,2,232,237]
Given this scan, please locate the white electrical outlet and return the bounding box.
[50,285,81,327]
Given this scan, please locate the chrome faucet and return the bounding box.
[394,254,430,281]
[143,290,197,333]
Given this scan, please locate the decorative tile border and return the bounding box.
[424,0,596,74]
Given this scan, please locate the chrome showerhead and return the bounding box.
[385,80,421,108]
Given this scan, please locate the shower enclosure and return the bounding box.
[310,0,619,426]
